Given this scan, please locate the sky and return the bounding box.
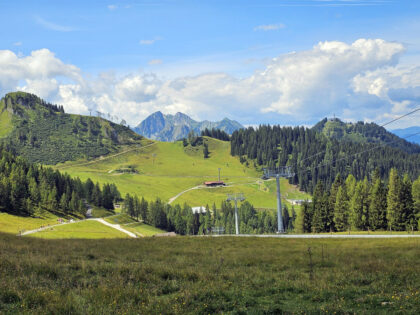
[1,0,420,128]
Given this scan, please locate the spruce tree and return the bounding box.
[387,168,404,231]
[413,176,420,229]
[311,182,326,233]
[350,181,364,230]
[334,185,349,232]
[369,175,387,230]
[401,174,414,230]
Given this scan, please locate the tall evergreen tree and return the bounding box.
[387,168,404,231]
[334,185,349,232]
[369,173,387,230]
[413,176,420,229]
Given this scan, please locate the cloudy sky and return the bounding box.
[1,0,419,128]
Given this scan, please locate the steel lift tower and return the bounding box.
[227,193,245,235]
[263,166,295,233]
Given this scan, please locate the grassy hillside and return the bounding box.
[0,234,419,313]
[0,92,143,164]
[57,137,310,209]
[28,220,130,239]
[0,212,62,234]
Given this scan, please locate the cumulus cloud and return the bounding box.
[254,23,285,31]
[0,38,419,128]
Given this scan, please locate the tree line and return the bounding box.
[201,128,230,141]
[301,169,420,232]
[0,145,121,217]
[123,193,297,235]
[230,125,420,194]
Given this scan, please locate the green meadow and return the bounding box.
[0,234,419,314]
[56,138,310,208]
[28,220,130,239]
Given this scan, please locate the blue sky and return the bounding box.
[1,0,420,127]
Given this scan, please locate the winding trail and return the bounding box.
[57,142,156,170]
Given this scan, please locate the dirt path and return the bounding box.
[93,218,137,238]
[57,142,156,170]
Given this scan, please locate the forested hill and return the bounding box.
[231,125,420,194]
[0,92,142,165]
[312,118,420,154]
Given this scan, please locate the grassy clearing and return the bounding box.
[0,104,13,138]
[104,214,137,225]
[124,222,166,236]
[90,207,115,218]
[0,235,419,313]
[0,211,64,234]
[56,139,309,208]
[28,220,129,239]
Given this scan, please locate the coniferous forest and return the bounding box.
[0,145,120,217]
[230,124,420,194]
[301,170,420,232]
[122,194,297,235]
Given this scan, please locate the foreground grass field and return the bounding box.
[56,139,309,209]
[0,234,419,314]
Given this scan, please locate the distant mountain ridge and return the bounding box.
[312,118,420,154]
[134,111,244,141]
[391,126,420,145]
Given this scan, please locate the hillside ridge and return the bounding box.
[0,91,143,165]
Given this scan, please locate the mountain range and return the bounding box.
[391,127,420,145]
[133,111,243,142]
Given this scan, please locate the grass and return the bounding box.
[0,211,64,234]
[0,234,419,313]
[0,101,13,138]
[90,207,115,218]
[56,138,309,209]
[28,220,130,239]
[124,222,166,236]
[104,214,137,225]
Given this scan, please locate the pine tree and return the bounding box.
[334,185,349,232]
[328,174,343,231]
[413,176,420,229]
[401,174,414,230]
[387,168,404,231]
[311,182,326,233]
[369,175,387,230]
[350,181,364,230]
[301,201,313,233]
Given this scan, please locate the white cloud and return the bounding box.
[13,42,22,46]
[148,59,163,65]
[1,38,419,129]
[107,4,117,10]
[254,23,285,31]
[35,16,75,32]
[139,37,162,45]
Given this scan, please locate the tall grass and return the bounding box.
[0,234,419,313]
